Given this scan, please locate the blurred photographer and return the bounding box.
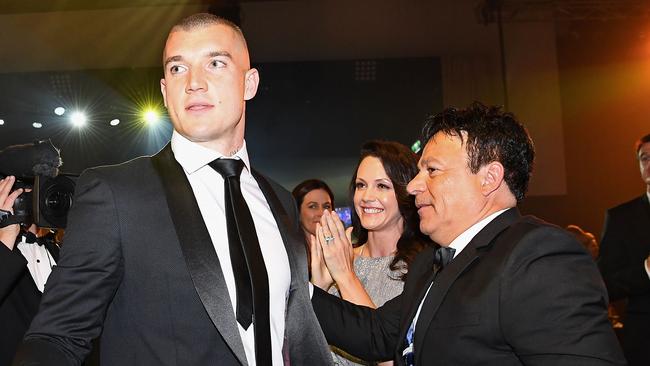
[0,177,60,365]
[0,141,63,365]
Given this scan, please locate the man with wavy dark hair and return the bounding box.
[598,132,650,365]
[312,102,625,365]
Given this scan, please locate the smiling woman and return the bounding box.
[310,140,432,366]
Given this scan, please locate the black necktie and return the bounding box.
[209,159,272,364]
[433,246,455,270]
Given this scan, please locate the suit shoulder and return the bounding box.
[607,195,646,215]
[82,155,154,179]
[505,215,585,257]
[510,214,564,235]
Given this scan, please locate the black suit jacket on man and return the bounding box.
[598,194,650,365]
[0,245,41,366]
[13,145,331,366]
[313,208,625,365]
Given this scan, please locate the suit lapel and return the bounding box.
[412,208,521,362]
[252,170,304,290]
[151,144,248,366]
[396,248,437,346]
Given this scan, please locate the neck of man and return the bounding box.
[439,192,516,247]
[193,120,246,157]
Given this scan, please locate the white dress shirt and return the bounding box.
[171,131,290,366]
[16,238,56,293]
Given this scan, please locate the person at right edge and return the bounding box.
[598,133,650,366]
[311,102,626,365]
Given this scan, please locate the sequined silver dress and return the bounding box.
[328,254,406,366]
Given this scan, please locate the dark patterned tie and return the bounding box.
[433,246,456,270]
[209,158,272,364]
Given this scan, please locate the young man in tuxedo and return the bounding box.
[311,102,625,365]
[14,13,330,366]
[598,133,650,365]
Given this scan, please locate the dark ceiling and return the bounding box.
[0,0,275,15]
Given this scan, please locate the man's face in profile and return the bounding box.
[160,24,258,147]
[407,132,486,245]
[638,142,650,187]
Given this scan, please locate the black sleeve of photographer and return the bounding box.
[0,241,28,304]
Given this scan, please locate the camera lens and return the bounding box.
[45,191,72,211]
[37,175,76,229]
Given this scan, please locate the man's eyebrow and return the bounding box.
[163,55,182,67]
[163,51,233,68]
[207,51,232,59]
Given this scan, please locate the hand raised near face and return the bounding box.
[309,227,333,290]
[0,176,24,250]
[316,210,355,283]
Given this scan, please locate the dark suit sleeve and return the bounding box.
[312,285,402,361]
[500,226,625,365]
[13,169,124,366]
[598,209,650,301]
[0,242,28,304]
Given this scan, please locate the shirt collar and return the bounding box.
[170,130,251,176]
[447,208,510,258]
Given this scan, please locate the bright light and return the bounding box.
[32,122,43,129]
[109,118,120,126]
[143,109,160,125]
[54,107,66,116]
[0,119,4,125]
[70,111,87,127]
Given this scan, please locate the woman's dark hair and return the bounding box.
[292,179,335,209]
[349,140,431,280]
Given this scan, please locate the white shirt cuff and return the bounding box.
[309,282,314,298]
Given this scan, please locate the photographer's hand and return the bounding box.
[0,176,24,250]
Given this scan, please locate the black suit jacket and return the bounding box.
[598,194,650,364]
[313,208,626,365]
[13,145,331,366]
[0,245,41,366]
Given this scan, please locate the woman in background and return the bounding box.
[292,179,335,262]
[311,140,431,366]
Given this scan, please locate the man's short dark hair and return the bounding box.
[170,13,247,47]
[173,13,239,32]
[421,102,535,202]
[635,133,650,156]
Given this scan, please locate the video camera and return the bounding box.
[0,140,76,229]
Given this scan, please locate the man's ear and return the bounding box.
[244,68,260,101]
[160,78,168,108]
[480,161,505,196]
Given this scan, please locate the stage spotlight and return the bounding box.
[54,107,66,116]
[70,111,87,127]
[32,122,43,129]
[143,109,160,125]
[110,118,120,126]
[0,119,4,125]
